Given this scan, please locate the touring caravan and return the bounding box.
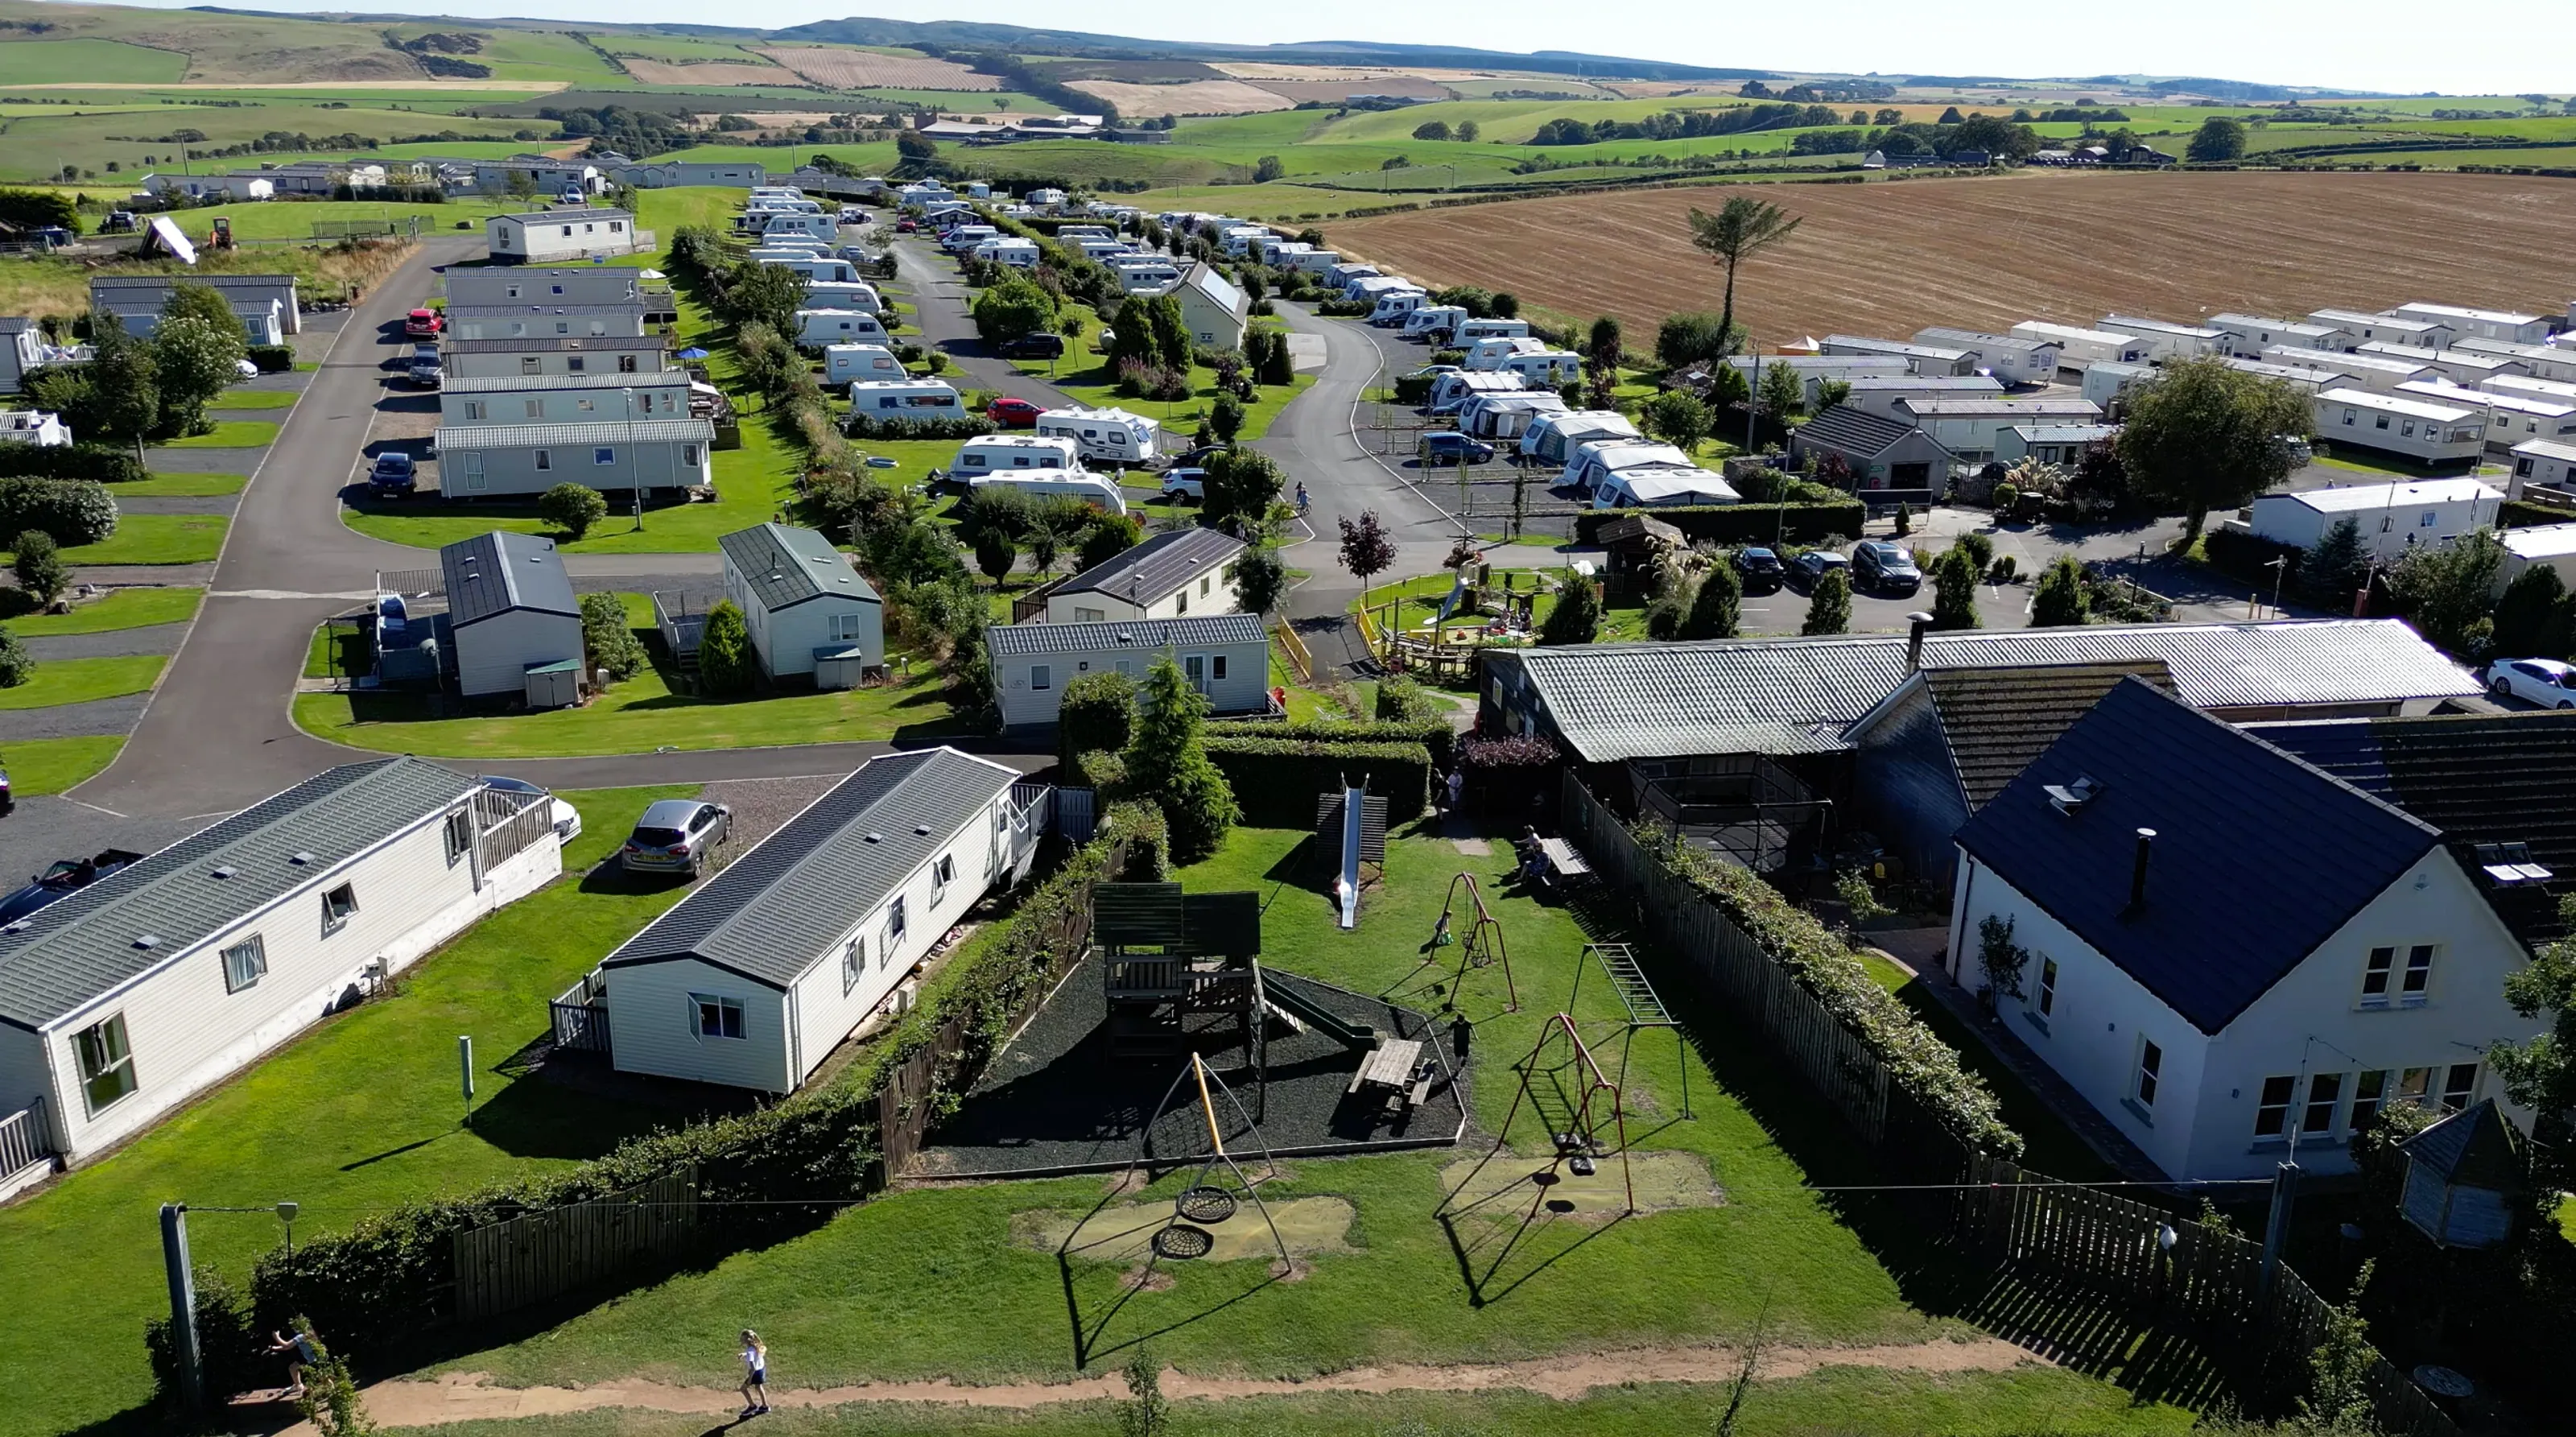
[1368,288,1430,326]
[1404,305,1469,341]
[951,433,1081,474]
[1035,406,1158,467]
[1521,409,1641,465]
[795,308,890,347]
[764,255,861,285]
[972,237,1042,268]
[826,344,904,385]
[1502,350,1583,387]
[848,378,965,425]
[803,280,882,315]
[1457,318,1532,344]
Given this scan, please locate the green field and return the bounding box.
[160,196,522,243]
[1,584,201,634]
[0,101,546,182]
[0,38,185,85]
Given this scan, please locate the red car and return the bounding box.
[987,396,1042,428]
[404,308,443,337]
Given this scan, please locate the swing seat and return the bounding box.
[1568,1154,1598,1178]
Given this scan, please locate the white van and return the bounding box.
[1458,318,1532,344]
[1035,406,1158,467]
[968,472,1128,515]
[848,379,964,425]
[827,344,904,385]
[952,433,1080,473]
[1405,305,1469,342]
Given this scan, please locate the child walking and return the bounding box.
[738,1329,769,1417]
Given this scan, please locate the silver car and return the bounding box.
[622,799,731,876]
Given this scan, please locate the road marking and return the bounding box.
[56,796,128,819]
[211,590,377,601]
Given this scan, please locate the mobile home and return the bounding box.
[803,281,882,316]
[440,370,691,427]
[1279,250,1342,275]
[968,473,1127,514]
[438,531,582,699]
[1500,349,1583,387]
[2394,381,2576,452]
[2084,360,2161,410]
[2095,314,2227,361]
[767,255,862,286]
[447,268,642,309]
[795,308,890,347]
[2310,309,2454,351]
[1726,354,1913,406]
[435,419,716,498]
[825,344,904,385]
[485,209,641,264]
[2509,440,2576,500]
[2248,477,2502,560]
[2389,303,2553,345]
[2010,321,2152,370]
[1035,407,1158,467]
[440,335,668,381]
[989,614,1269,732]
[444,304,647,343]
[2312,387,2487,465]
[1046,526,1245,622]
[2483,374,2576,406]
[1404,305,1470,341]
[2211,313,2342,359]
[718,522,884,682]
[1522,409,1641,465]
[1821,334,1979,377]
[2358,341,2528,388]
[1894,396,2107,460]
[759,211,836,242]
[2222,358,2351,395]
[2456,339,2576,386]
[950,433,1080,475]
[1913,328,2061,385]
[1457,317,1533,344]
[1839,374,2005,421]
[2266,346,2436,394]
[974,237,1042,268]
[1465,336,1550,371]
[848,379,964,426]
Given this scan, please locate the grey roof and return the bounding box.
[1794,405,1934,458]
[717,522,880,613]
[1843,376,2005,393]
[440,531,577,627]
[601,749,1019,989]
[446,304,646,319]
[442,371,689,394]
[0,318,29,335]
[985,613,1265,658]
[1917,327,2054,354]
[1901,398,2104,418]
[1493,619,2480,763]
[435,419,713,450]
[0,758,478,1030]
[496,208,634,223]
[89,274,295,291]
[444,335,667,354]
[1055,526,1247,602]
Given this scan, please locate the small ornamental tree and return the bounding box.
[1079,512,1144,572]
[11,530,67,606]
[696,599,756,696]
[2305,516,2366,609]
[578,591,646,681]
[1230,543,1287,616]
[1057,669,1137,761]
[1205,448,1286,535]
[973,527,1018,584]
[1128,654,1239,863]
[971,273,1057,344]
[1757,357,1805,417]
[1930,546,1982,630]
[1641,390,1712,453]
[0,626,30,688]
[2493,563,2568,659]
[2029,554,2091,627]
[1538,569,1601,645]
[538,481,608,541]
[1337,510,1395,587]
[1209,391,1246,445]
[1682,554,1741,638]
[1802,566,1852,635]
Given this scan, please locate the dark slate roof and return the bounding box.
[717,522,880,613]
[440,531,577,627]
[1795,404,1938,459]
[985,613,1265,658]
[601,749,1020,989]
[0,759,478,1030]
[2397,1099,2524,1188]
[1915,661,2177,809]
[1957,679,2441,1034]
[2249,709,2576,946]
[444,335,668,354]
[1055,526,1247,602]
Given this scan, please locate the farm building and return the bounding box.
[717,522,884,684]
[2310,309,2454,351]
[1893,395,2106,462]
[2312,389,2487,465]
[2009,321,2151,371]
[2096,315,2227,361]
[0,758,562,1168]
[1912,328,2059,386]
[2497,522,2576,593]
[89,275,299,340]
[2508,440,2576,502]
[1046,526,1246,623]
[2275,348,2438,394]
[1995,423,2120,467]
[2456,339,2576,386]
[2211,313,2343,359]
[2389,302,2553,345]
[1818,336,1977,377]
[441,336,670,381]
[2359,342,2528,388]
[2248,478,2503,562]
[445,268,642,308]
[1787,406,1958,491]
[594,749,1039,1093]
[437,531,583,700]
[443,304,648,343]
[433,419,716,498]
[988,613,1269,733]
[486,209,642,263]
[1839,375,2005,421]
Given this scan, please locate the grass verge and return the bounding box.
[113,471,250,498]
[0,653,164,708]
[1,585,200,635]
[39,515,229,566]
[155,419,278,448]
[0,734,124,795]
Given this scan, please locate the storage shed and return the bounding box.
[438,531,583,699]
[717,522,883,683]
[2397,1099,2523,1249]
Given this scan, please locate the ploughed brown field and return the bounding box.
[1329,171,2576,341]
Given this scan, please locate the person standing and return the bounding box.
[1445,766,1464,818]
[738,1329,770,1417]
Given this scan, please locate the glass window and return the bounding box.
[692,993,744,1039]
[594,448,615,465]
[2402,944,2434,1000]
[525,398,543,419]
[221,935,267,993]
[2443,1063,2478,1111]
[2134,1040,2161,1107]
[841,937,864,995]
[886,895,908,946]
[618,354,638,374]
[1212,654,1228,681]
[2303,1072,2343,1134]
[577,398,595,412]
[2361,946,2394,1004]
[444,809,473,861]
[535,450,552,471]
[74,1014,136,1113]
[2037,958,2058,1017]
[1030,664,1051,691]
[568,357,586,373]
[683,444,701,466]
[2255,1075,2295,1137]
[2397,1067,2434,1105]
[933,854,956,891]
[2351,1070,2388,1132]
[322,882,358,929]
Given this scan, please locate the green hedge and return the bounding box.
[1206,717,1454,772]
[0,445,147,485]
[246,345,294,374]
[1203,737,1430,826]
[1572,500,1865,547]
[2502,498,2576,530]
[0,476,117,546]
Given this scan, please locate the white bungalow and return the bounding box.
[718,522,883,683]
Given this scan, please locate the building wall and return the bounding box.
[725,555,886,678]
[453,609,583,697]
[2251,493,2500,561]
[2510,448,2576,499]
[443,349,664,381]
[444,438,710,498]
[605,957,793,1093]
[489,214,639,263]
[996,637,1266,729]
[446,271,639,308]
[1851,685,1969,886]
[1177,285,1246,347]
[1045,566,1237,625]
[2309,396,2487,465]
[442,382,688,427]
[448,312,647,343]
[0,1026,52,1140]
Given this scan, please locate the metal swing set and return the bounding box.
[1438,1012,1635,1220]
[1386,872,1521,1014]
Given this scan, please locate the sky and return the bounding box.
[101,0,2576,95]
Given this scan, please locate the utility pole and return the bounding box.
[159,1204,203,1413]
[2258,1159,2301,1302]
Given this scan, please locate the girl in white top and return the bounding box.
[738,1329,769,1416]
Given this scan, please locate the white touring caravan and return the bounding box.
[1369,288,1431,327]
[847,378,965,425]
[1404,305,1469,341]
[950,433,1080,474]
[1035,406,1158,467]
[795,308,890,347]
[968,471,1127,514]
[826,344,904,385]
[1457,318,1533,344]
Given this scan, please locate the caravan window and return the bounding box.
[74,1014,136,1113]
[692,993,745,1039]
[221,935,268,993]
[535,451,552,470]
[595,448,616,465]
[568,357,586,373]
[618,354,638,374]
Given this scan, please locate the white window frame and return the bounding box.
[2301,1072,2344,1137]
[2128,1037,2162,1121]
[221,935,268,994]
[931,853,956,901]
[1030,664,1052,692]
[73,1014,137,1115]
[691,992,745,1040]
[841,936,865,996]
[2401,944,2435,1004]
[2254,1074,2295,1138]
[2360,945,2396,1007]
[884,895,908,952]
[321,882,359,932]
[444,809,474,864]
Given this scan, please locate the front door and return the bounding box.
[458,453,486,492]
[1183,654,1209,696]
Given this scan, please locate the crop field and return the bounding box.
[1329,169,2576,341]
[758,47,995,90]
[1067,77,1294,116]
[615,57,799,87]
[0,38,184,85]
[597,35,774,65]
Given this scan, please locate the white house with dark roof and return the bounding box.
[989,613,1269,731]
[1170,262,1249,349]
[717,522,883,683]
[1045,526,1246,623]
[594,749,1038,1092]
[438,532,582,699]
[0,758,561,1173]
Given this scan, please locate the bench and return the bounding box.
[1348,1037,1426,1105]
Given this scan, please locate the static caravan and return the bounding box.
[2456,339,2576,385]
[1055,224,1113,242]
[1994,423,2121,467]
[848,379,964,426]
[2010,321,2152,371]
[441,370,691,427]
[1219,225,1273,257]
[448,268,641,308]
[795,308,890,347]
[2223,357,2351,395]
[2267,346,2434,394]
[2310,309,2454,351]
[2084,360,2161,410]
[767,255,863,286]
[2211,313,2342,359]
[436,419,716,498]
[2390,303,2553,345]
[2358,341,2528,387]
[438,531,582,700]
[2395,381,2576,453]
[989,613,1269,732]
[1046,526,1246,625]
[1560,440,1702,494]
[1726,354,1913,407]
[1821,334,1978,377]
[1072,237,1131,262]
[718,522,884,682]
[1839,374,2005,421]
[950,433,1080,474]
[1429,370,1529,413]
[1368,288,1431,326]
[1404,305,1470,341]
[825,344,903,385]
[444,304,648,342]
[975,237,1042,268]
[1457,390,1567,440]
[1108,258,1182,294]
[2248,477,2502,561]
[485,208,641,263]
[2484,374,2576,406]
[1521,409,1641,465]
[1592,460,1740,510]
[2498,520,2576,591]
[2312,387,2487,465]
[749,242,832,262]
[803,281,881,316]
[2096,315,2226,361]
[1035,406,1158,467]
[90,274,300,338]
[2509,440,2576,500]
[1894,396,2107,460]
[1913,328,2061,386]
[1500,349,1583,387]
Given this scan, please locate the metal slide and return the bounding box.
[1335,784,1365,930]
[1262,972,1377,1051]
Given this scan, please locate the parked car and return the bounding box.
[998,332,1065,360]
[838,208,865,224]
[836,244,870,262]
[404,308,442,337]
[1158,467,1207,502]
[0,849,142,925]
[895,217,918,233]
[1164,444,1228,473]
[477,776,584,844]
[1788,549,1850,591]
[367,451,417,498]
[1851,540,1922,595]
[1418,432,1496,467]
[407,352,442,388]
[1733,546,1787,593]
[987,396,1042,428]
[556,187,584,205]
[623,799,732,876]
[2484,657,2576,708]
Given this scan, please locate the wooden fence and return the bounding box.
[1558,771,2460,1437]
[452,1167,698,1322]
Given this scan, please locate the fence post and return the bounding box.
[159,1204,203,1413]
[2259,1159,2301,1301]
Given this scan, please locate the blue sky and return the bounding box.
[99,0,2574,95]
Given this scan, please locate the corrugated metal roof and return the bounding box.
[447,304,646,318]
[1497,619,2479,762]
[440,531,576,626]
[985,613,1264,658]
[1056,527,1245,603]
[443,371,689,394]
[436,419,713,450]
[0,758,478,1030]
[0,318,29,334]
[601,749,1019,989]
[444,336,667,353]
[495,208,634,223]
[717,522,879,612]
[90,275,294,290]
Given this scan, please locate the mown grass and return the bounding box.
[0,653,164,708]
[39,514,229,565]
[111,470,248,497]
[154,419,276,448]
[0,734,125,796]
[0,584,200,634]
[206,388,299,409]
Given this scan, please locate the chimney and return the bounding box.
[2128,828,2157,911]
[1905,612,1934,671]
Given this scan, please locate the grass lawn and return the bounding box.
[0,654,163,709]
[207,387,299,410]
[0,789,704,1437]
[293,594,964,757]
[0,734,124,796]
[154,419,278,448]
[113,470,249,498]
[1013,354,1316,445]
[25,514,230,566]
[0,585,200,635]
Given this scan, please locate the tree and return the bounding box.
[1203,448,1285,535]
[160,283,244,341]
[0,188,76,234]
[2492,563,2567,658]
[1058,670,1137,762]
[538,482,608,541]
[2494,893,2576,1193]
[1412,120,1451,141]
[696,601,756,696]
[2304,516,2367,609]
[1947,114,2041,159]
[1682,556,1740,638]
[1026,497,1088,576]
[2030,554,2091,627]
[1814,377,1852,411]
[1145,293,1192,370]
[2387,529,2504,657]
[1937,105,1965,124]
[1655,311,1734,369]
[1490,292,1519,320]
[973,527,1018,584]
[1537,569,1600,644]
[1256,327,1294,386]
[87,323,160,464]
[1641,390,1712,452]
[1337,510,1395,587]
[970,273,1056,343]
[1252,155,1286,183]
[1078,512,1143,572]
[1208,392,1245,445]
[1757,357,1804,417]
[1802,567,1851,634]
[1930,546,1982,630]
[1117,1344,1169,1437]
[0,624,29,688]
[150,314,246,436]
[1128,655,1239,863]
[1456,121,1480,142]
[2115,357,2309,542]
[578,591,646,681]
[2186,116,2248,162]
[721,260,808,337]
[11,530,66,607]
[1230,543,1287,615]
[504,167,539,200]
[894,130,937,162]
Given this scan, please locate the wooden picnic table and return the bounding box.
[1348,1038,1426,1104]
[1537,837,1591,880]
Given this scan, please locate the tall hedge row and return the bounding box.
[1204,717,1455,772]
[1571,500,1864,547]
[0,445,147,485]
[1203,737,1430,826]
[0,477,117,547]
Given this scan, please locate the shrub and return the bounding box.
[843,412,994,441]
[0,445,147,484]
[1538,571,1600,645]
[1952,531,1996,572]
[0,627,27,688]
[246,345,295,374]
[579,592,646,681]
[537,482,607,541]
[12,531,66,605]
[1987,554,2019,584]
[1455,732,1558,816]
[144,1270,264,1410]
[1571,502,1863,547]
[1373,674,1440,725]
[1991,481,2019,512]
[1057,670,1137,761]
[696,600,756,696]
[1202,737,1430,825]
[1206,716,1453,772]
[0,476,116,547]
[1128,655,1238,863]
[1078,512,1143,572]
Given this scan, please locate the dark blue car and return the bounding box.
[368,452,417,498]
[1418,432,1496,466]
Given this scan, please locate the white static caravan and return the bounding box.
[597,749,1036,1094]
[766,255,863,286]
[1894,396,2107,461]
[440,335,669,382]
[2509,440,2576,500]
[2095,315,2227,361]
[1840,374,2006,421]
[0,758,560,1167]
[974,237,1042,268]
[2010,321,2152,371]
[803,281,883,316]
[1071,237,1131,262]
[2223,357,2351,395]
[1403,305,1470,341]
[2394,381,2576,453]
[2389,302,2553,345]
[949,433,1080,475]
[2211,313,2343,359]
[825,345,903,385]
[795,308,890,347]
[1994,423,2121,467]
[1035,407,1158,467]
[848,379,964,426]
[1046,526,1245,624]
[444,305,648,343]
[448,267,643,309]
[2310,308,2454,351]
[1369,288,1432,326]
[1522,409,1641,465]
[2499,520,2576,593]
[1108,258,1182,295]
[1913,328,2060,386]
[2484,374,2576,406]
[1219,225,1274,257]
[1723,354,1912,406]
[2084,360,2161,410]
[988,613,1269,733]
[718,522,884,683]
[1457,390,1567,441]
[2248,477,2503,562]
[2266,346,2435,395]
[486,208,642,263]
[436,419,716,498]
[1055,224,1114,243]
[438,531,582,700]
[1821,335,1979,377]
[1429,370,1530,414]
[2457,339,2576,386]
[2358,341,2528,388]
[2312,387,2487,465]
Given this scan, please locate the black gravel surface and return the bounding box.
[0,695,149,741]
[0,797,196,894]
[142,448,266,473]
